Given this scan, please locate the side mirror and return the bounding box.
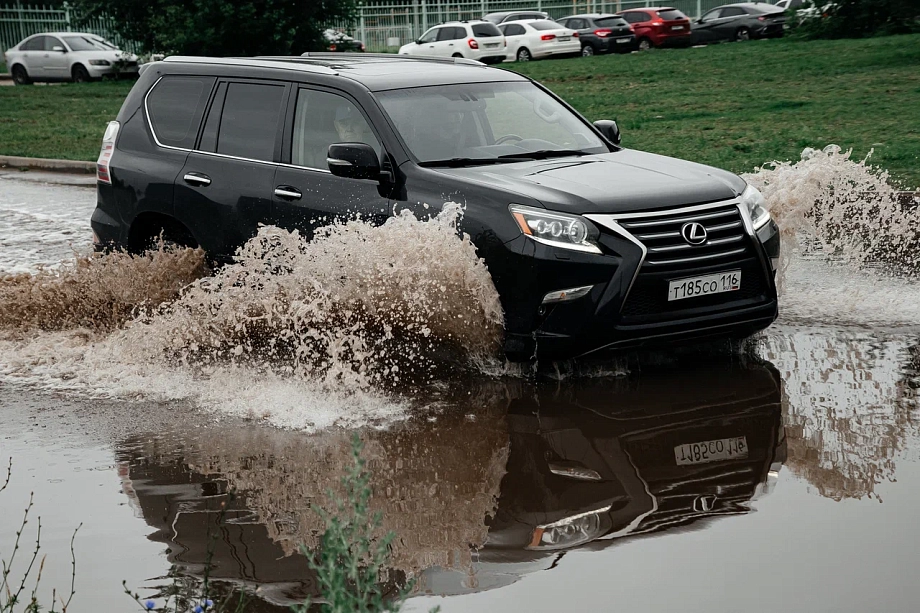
[327,143,381,180]
[416,39,423,44]
[52,45,66,52]
[594,120,621,146]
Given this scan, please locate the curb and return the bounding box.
[0,155,95,174]
[0,72,9,81]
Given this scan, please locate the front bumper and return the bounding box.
[86,62,140,78]
[498,200,780,360]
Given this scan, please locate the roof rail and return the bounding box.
[297,52,486,67]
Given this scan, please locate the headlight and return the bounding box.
[528,505,612,551]
[741,184,771,230]
[509,204,601,254]
[88,59,111,66]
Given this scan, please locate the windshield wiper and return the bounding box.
[418,157,531,168]
[496,149,590,160]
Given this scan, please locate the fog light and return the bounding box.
[542,285,593,304]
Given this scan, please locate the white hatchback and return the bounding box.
[398,21,507,64]
[498,20,581,62]
[4,32,139,85]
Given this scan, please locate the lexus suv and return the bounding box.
[91,54,780,361]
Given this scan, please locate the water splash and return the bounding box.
[743,145,918,271]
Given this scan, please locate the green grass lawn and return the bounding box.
[0,34,918,187]
[506,33,920,188]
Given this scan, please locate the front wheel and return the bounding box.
[11,65,32,85]
[72,64,91,83]
[516,47,531,62]
[638,37,652,51]
[580,44,595,57]
[735,27,751,41]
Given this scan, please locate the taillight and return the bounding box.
[757,15,766,20]
[594,29,612,37]
[572,31,579,37]
[97,120,119,184]
[651,20,664,26]
[329,43,337,51]
[468,38,479,49]
[540,34,556,40]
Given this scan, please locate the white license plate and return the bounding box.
[672,25,685,30]
[667,270,740,302]
[558,36,571,41]
[616,37,631,43]
[485,43,500,48]
[675,437,748,466]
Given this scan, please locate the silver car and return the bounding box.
[4,32,139,85]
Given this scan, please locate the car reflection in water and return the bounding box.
[116,359,785,605]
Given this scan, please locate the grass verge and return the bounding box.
[506,33,920,188]
[0,34,917,186]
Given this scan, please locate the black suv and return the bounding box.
[92,54,779,361]
[558,14,638,55]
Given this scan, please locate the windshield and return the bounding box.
[375,82,608,165]
[64,36,108,51]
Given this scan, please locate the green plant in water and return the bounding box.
[295,434,438,613]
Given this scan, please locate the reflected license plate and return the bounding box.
[485,43,500,48]
[558,36,571,41]
[672,25,685,30]
[667,270,740,301]
[675,437,748,466]
[616,37,632,43]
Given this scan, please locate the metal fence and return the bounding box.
[337,0,729,51]
[0,3,140,56]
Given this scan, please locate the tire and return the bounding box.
[735,27,751,41]
[11,64,32,85]
[581,44,595,57]
[72,64,91,83]
[516,47,531,62]
[638,37,652,51]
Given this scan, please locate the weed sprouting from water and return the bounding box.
[0,459,79,613]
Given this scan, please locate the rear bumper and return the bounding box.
[598,34,638,53]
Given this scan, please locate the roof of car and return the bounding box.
[160,54,528,91]
[483,10,548,16]
[559,13,623,19]
[619,6,678,11]
[23,31,101,38]
[717,2,783,7]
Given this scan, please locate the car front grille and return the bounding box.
[617,203,750,269]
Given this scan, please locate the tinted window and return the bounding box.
[720,7,747,16]
[20,36,45,51]
[595,17,629,28]
[568,18,586,29]
[291,89,379,170]
[701,9,721,20]
[147,75,215,149]
[419,28,438,43]
[216,82,285,161]
[657,9,687,20]
[530,20,563,30]
[472,23,501,37]
[502,24,526,35]
[44,36,65,51]
[437,27,463,41]
[198,82,227,152]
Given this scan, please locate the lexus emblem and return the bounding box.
[680,222,708,245]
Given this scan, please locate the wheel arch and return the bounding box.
[128,212,199,253]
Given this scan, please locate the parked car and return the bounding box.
[498,19,581,62]
[323,29,366,52]
[557,14,637,55]
[4,31,139,84]
[691,3,786,43]
[92,54,780,361]
[619,7,693,49]
[482,10,550,24]
[398,20,506,64]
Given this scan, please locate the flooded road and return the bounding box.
[1,169,919,612]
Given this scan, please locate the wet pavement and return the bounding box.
[1,173,919,612]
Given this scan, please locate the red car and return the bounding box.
[619,7,693,49]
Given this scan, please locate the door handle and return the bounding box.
[183,173,211,186]
[274,186,302,200]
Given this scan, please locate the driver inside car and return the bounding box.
[333,104,375,145]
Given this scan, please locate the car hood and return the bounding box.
[432,148,746,214]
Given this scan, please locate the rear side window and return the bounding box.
[720,7,747,16]
[657,9,687,20]
[216,82,286,161]
[623,12,650,23]
[472,23,501,37]
[502,24,526,35]
[20,36,45,51]
[596,17,629,28]
[146,75,215,149]
[530,21,562,31]
[567,18,586,29]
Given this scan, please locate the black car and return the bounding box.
[558,13,638,55]
[92,54,780,361]
[691,2,786,42]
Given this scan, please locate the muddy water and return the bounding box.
[1,166,919,612]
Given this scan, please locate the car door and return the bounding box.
[499,23,525,57]
[42,35,70,79]
[712,7,747,39]
[693,8,724,42]
[413,26,440,56]
[174,79,288,260]
[438,26,465,57]
[271,86,391,242]
[17,35,46,78]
